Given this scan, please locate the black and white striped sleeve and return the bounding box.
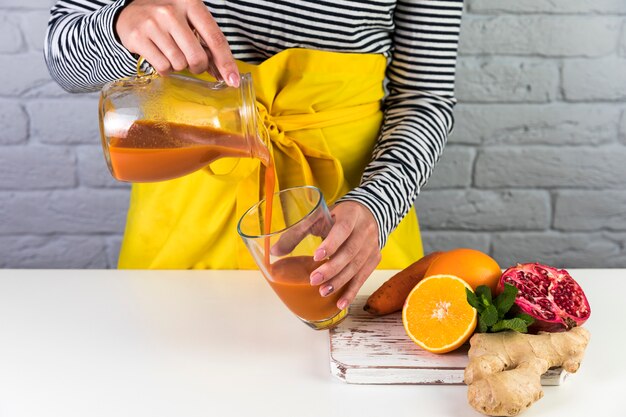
[338,0,463,249]
[44,0,137,93]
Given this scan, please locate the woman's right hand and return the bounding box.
[115,0,240,87]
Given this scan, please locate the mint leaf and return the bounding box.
[481,304,498,328]
[515,313,535,326]
[466,288,482,312]
[477,318,489,333]
[475,285,492,306]
[471,284,530,334]
[491,318,529,333]
[494,283,518,318]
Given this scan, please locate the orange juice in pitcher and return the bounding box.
[99,71,269,183]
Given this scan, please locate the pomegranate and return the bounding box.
[499,263,591,332]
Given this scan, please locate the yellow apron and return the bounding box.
[118,48,424,269]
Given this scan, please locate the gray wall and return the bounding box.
[1,0,625,268]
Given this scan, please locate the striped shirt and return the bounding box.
[45,0,464,249]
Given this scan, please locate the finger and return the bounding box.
[311,232,364,286]
[317,240,373,296]
[149,27,188,72]
[314,209,357,261]
[187,3,240,87]
[271,223,311,257]
[271,212,328,256]
[334,251,382,310]
[169,25,209,74]
[202,47,222,80]
[136,38,172,75]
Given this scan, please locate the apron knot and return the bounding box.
[256,103,280,136]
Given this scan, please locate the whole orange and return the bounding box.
[423,248,502,293]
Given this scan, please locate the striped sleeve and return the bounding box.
[44,0,137,93]
[338,0,463,249]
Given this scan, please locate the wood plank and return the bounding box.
[329,296,567,385]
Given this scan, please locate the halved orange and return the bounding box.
[402,274,477,354]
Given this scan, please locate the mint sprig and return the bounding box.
[466,283,534,333]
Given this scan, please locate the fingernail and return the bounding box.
[320,284,334,297]
[313,248,326,262]
[227,72,240,87]
[338,299,348,310]
[310,272,323,286]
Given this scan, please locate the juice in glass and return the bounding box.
[267,256,341,322]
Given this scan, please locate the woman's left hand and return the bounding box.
[309,201,382,310]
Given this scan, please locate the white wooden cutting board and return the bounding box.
[329,295,567,385]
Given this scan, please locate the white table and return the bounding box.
[0,269,623,417]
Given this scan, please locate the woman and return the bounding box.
[45,0,463,311]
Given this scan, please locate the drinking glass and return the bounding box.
[237,186,348,330]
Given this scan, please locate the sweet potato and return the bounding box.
[363,251,443,315]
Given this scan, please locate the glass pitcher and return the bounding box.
[98,71,268,183]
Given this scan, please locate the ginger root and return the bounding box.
[464,327,590,416]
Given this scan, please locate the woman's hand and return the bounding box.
[310,201,382,310]
[115,0,240,86]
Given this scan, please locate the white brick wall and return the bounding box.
[422,0,626,268]
[0,0,625,268]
